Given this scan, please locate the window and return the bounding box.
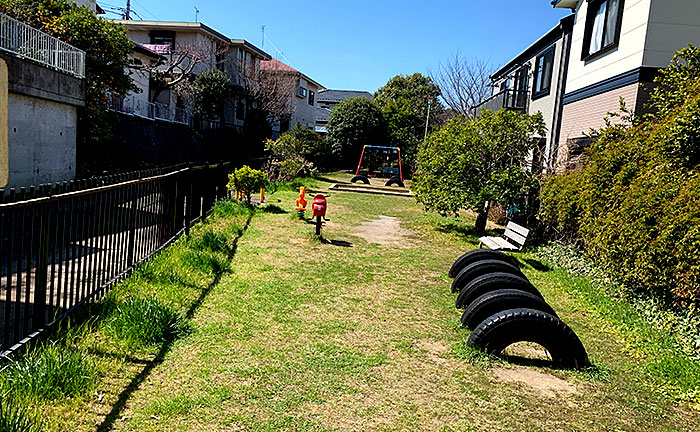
[149,30,176,49]
[308,90,315,105]
[237,49,244,64]
[236,100,245,120]
[298,87,307,98]
[582,0,624,59]
[533,47,555,98]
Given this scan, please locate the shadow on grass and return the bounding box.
[95,213,253,432]
[262,204,287,214]
[523,258,552,272]
[321,238,353,248]
[435,220,490,245]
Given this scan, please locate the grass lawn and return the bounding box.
[7,172,700,431]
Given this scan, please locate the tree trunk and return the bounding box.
[474,201,491,234]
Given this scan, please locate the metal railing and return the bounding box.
[0,163,231,355]
[472,89,529,116]
[0,12,85,78]
[106,94,194,126]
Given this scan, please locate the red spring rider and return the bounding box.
[312,194,328,235]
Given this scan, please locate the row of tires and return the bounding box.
[351,174,405,188]
[449,249,589,369]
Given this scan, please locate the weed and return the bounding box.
[188,229,230,254]
[180,251,229,274]
[0,399,40,432]
[450,340,505,367]
[209,200,253,219]
[105,297,191,348]
[0,343,96,401]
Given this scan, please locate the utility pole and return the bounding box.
[124,0,131,19]
[194,6,200,22]
[424,97,433,142]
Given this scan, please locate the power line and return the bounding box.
[263,33,294,68]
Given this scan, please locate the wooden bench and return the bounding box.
[479,221,529,251]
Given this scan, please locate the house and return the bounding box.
[315,89,372,132]
[477,15,575,173]
[259,58,325,137]
[477,0,700,171]
[111,20,271,128]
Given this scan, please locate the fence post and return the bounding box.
[32,185,50,331]
[185,167,192,236]
[126,181,138,267]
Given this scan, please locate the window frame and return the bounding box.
[308,90,315,106]
[149,30,176,50]
[532,46,555,100]
[298,86,307,98]
[581,0,625,61]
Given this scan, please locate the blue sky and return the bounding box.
[102,0,571,92]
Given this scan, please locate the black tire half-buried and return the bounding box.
[460,289,556,330]
[455,272,541,309]
[451,259,525,293]
[350,175,370,184]
[449,249,515,279]
[385,177,405,187]
[467,308,589,369]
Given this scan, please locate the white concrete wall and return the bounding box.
[7,94,77,187]
[643,0,700,67]
[566,0,652,93]
[129,52,153,104]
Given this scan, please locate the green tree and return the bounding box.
[326,97,387,165]
[194,68,231,121]
[374,73,444,169]
[264,124,329,181]
[414,110,545,234]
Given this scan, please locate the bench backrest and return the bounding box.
[503,222,529,248]
[379,167,400,175]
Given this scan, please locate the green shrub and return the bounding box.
[0,343,96,401]
[227,166,267,204]
[105,297,190,348]
[188,229,230,254]
[539,46,700,305]
[0,399,40,432]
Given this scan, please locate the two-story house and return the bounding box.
[477,0,700,171]
[112,20,270,129]
[315,90,373,132]
[259,58,325,137]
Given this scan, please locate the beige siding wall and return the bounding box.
[566,0,652,93]
[291,77,321,129]
[557,83,639,167]
[643,0,700,67]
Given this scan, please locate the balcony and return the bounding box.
[0,12,85,77]
[105,94,193,126]
[471,89,529,117]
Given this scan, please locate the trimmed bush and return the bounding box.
[539,46,700,305]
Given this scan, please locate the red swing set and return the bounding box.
[350,145,405,188]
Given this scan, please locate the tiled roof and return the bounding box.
[260,58,298,73]
[317,89,372,103]
[316,106,333,122]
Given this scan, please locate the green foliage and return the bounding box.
[194,68,231,121]
[264,124,330,181]
[0,343,96,401]
[413,110,545,231]
[539,46,700,305]
[227,166,268,203]
[374,73,444,169]
[0,399,40,432]
[326,97,387,165]
[0,0,136,147]
[105,297,191,348]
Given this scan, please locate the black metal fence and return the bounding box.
[0,162,231,355]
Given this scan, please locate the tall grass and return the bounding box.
[0,399,40,432]
[0,343,96,401]
[105,297,191,348]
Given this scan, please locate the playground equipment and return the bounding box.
[350,145,405,188]
[312,194,328,235]
[296,187,307,219]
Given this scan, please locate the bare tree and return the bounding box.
[245,64,299,119]
[145,39,229,102]
[431,52,493,118]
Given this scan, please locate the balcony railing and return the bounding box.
[0,12,85,77]
[105,94,193,126]
[471,89,529,116]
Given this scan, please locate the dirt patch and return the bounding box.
[493,367,578,398]
[503,342,551,361]
[353,216,411,247]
